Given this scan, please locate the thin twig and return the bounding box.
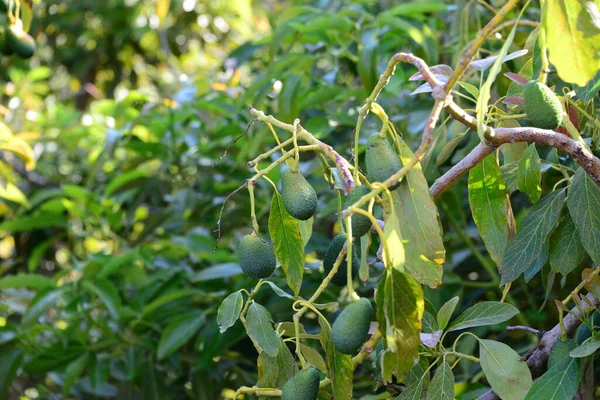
[506,325,545,338]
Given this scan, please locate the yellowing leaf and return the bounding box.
[156,0,170,25]
[544,0,600,86]
[0,137,36,170]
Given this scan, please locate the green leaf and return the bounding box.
[278,75,302,123]
[501,189,566,284]
[570,339,600,358]
[436,296,459,330]
[548,339,577,369]
[83,279,123,321]
[298,217,313,248]
[524,355,579,400]
[475,9,522,141]
[468,153,510,264]
[426,361,454,400]
[391,139,445,287]
[262,280,294,299]
[268,191,305,296]
[398,378,427,400]
[517,144,542,203]
[0,348,23,400]
[157,311,206,360]
[0,214,67,232]
[105,170,149,196]
[567,168,600,265]
[63,354,88,396]
[318,313,353,398]
[21,288,62,327]
[448,302,519,332]
[377,268,424,383]
[479,339,533,400]
[141,289,198,317]
[217,290,244,333]
[0,274,55,290]
[543,0,600,86]
[0,182,29,208]
[257,338,295,388]
[383,200,406,270]
[422,311,439,333]
[549,213,587,276]
[575,70,600,102]
[300,344,327,372]
[358,30,379,94]
[246,302,279,357]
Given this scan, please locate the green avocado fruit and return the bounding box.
[365,133,402,190]
[332,298,373,355]
[523,81,563,130]
[344,185,372,238]
[281,168,317,221]
[0,26,12,55]
[6,23,35,59]
[323,234,359,286]
[281,367,320,400]
[237,234,276,279]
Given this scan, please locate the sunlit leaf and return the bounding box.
[517,144,542,203]
[567,168,600,265]
[246,302,279,357]
[217,290,244,333]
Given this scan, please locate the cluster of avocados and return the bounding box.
[0,1,35,59]
[236,132,406,399]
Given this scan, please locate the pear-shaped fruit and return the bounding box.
[365,133,402,190]
[344,185,372,237]
[323,234,359,286]
[6,23,35,59]
[237,234,276,279]
[332,298,372,355]
[523,81,562,130]
[281,168,317,221]
[281,367,320,400]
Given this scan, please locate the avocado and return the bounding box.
[523,81,563,130]
[281,168,317,221]
[281,367,320,400]
[237,234,277,279]
[323,234,359,286]
[365,133,402,190]
[548,339,577,369]
[344,185,372,237]
[6,24,35,59]
[0,26,12,55]
[332,298,373,354]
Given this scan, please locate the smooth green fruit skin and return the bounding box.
[365,133,402,190]
[237,234,276,279]
[323,234,359,286]
[523,81,562,130]
[0,27,12,56]
[7,25,35,59]
[281,368,320,400]
[332,298,373,355]
[281,169,317,221]
[344,185,372,237]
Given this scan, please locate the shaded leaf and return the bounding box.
[448,302,519,332]
[549,213,587,276]
[63,354,88,396]
[83,279,122,321]
[268,191,305,295]
[0,274,55,290]
[524,355,579,400]
[246,302,279,357]
[426,361,454,400]
[217,290,244,333]
[567,168,600,265]
[479,339,533,400]
[437,296,459,330]
[318,314,353,398]
[517,144,542,203]
[570,340,600,358]
[0,348,23,400]
[21,288,62,327]
[501,189,566,284]
[157,311,206,360]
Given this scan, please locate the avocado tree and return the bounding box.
[219,1,600,399]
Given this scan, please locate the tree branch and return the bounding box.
[476,293,600,400]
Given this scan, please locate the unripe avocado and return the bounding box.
[281,169,317,221]
[0,27,12,56]
[237,234,276,279]
[281,367,320,400]
[344,185,372,238]
[365,133,402,190]
[332,298,372,354]
[323,234,359,286]
[523,81,563,130]
[6,24,35,59]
